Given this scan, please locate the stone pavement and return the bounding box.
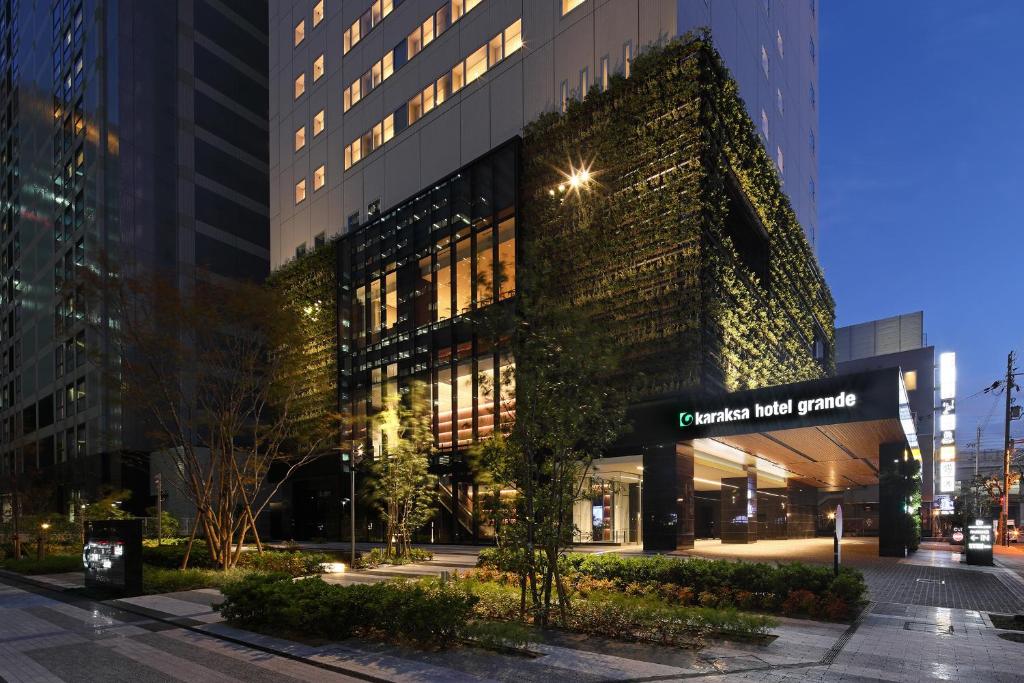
[5,539,1024,682]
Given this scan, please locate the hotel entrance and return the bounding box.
[634,368,922,557]
[572,455,643,546]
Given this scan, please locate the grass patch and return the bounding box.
[0,555,81,575]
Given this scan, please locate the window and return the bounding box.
[296,243,307,258]
[475,228,493,306]
[294,20,305,46]
[776,146,784,176]
[809,178,816,203]
[455,237,472,314]
[314,165,326,190]
[313,110,325,136]
[776,30,784,58]
[601,55,609,91]
[294,73,305,99]
[436,72,451,105]
[344,0,394,54]
[313,0,324,26]
[623,41,632,78]
[504,18,522,55]
[497,217,515,298]
[408,92,424,125]
[904,370,917,392]
[760,110,769,140]
[382,113,394,143]
[76,377,86,411]
[295,179,307,203]
[465,45,487,84]
[560,80,569,112]
[488,34,503,66]
[776,88,784,116]
[809,130,815,155]
[809,37,816,62]
[314,232,325,248]
[295,126,306,151]
[562,0,586,15]
[809,83,816,109]
[761,46,769,78]
[348,211,360,228]
[385,270,398,329]
[313,54,325,81]
[436,243,452,321]
[580,67,588,97]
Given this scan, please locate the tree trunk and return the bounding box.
[180,512,202,569]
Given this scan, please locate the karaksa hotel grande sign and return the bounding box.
[679,391,859,429]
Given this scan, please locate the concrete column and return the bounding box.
[786,484,818,539]
[721,468,757,543]
[879,442,911,557]
[642,442,695,551]
[757,488,788,539]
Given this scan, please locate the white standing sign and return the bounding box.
[835,504,843,540]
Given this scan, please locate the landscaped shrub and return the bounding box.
[142,566,258,594]
[781,589,818,617]
[216,574,478,647]
[237,550,329,576]
[142,543,216,569]
[479,553,867,621]
[359,547,434,568]
[0,554,82,574]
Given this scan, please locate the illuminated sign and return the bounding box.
[679,392,857,429]
[965,522,993,565]
[938,352,957,493]
[83,519,143,595]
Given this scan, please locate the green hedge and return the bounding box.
[142,544,328,576]
[216,574,478,647]
[0,554,82,575]
[477,550,866,612]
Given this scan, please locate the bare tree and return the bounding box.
[86,266,338,569]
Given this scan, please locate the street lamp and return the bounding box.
[38,522,51,561]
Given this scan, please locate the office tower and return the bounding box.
[0,0,270,514]
[269,0,819,269]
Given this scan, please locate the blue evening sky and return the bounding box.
[819,1,1024,451]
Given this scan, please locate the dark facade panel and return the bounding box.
[194,91,269,162]
[195,185,270,249]
[194,44,268,117]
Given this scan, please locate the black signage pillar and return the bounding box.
[83,519,143,596]
[879,442,911,557]
[642,442,694,551]
[758,488,788,539]
[721,468,757,543]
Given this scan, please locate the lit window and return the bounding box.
[505,19,523,55]
[465,0,482,13]
[382,51,394,79]
[313,54,325,81]
[488,34,503,66]
[408,92,423,125]
[373,121,383,148]
[314,165,325,190]
[344,145,352,170]
[313,110,325,136]
[601,55,609,90]
[295,179,307,203]
[382,113,394,143]
[904,371,917,392]
[562,0,586,16]
[408,26,422,58]
[295,126,306,151]
[436,5,451,36]
[294,73,305,99]
[422,83,435,115]
[465,45,487,84]
[294,20,305,46]
[623,41,632,78]
[580,66,588,97]
[452,0,464,20]
[560,80,568,112]
[436,73,451,105]
[313,0,324,26]
[422,17,434,48]
[451,62,465,92]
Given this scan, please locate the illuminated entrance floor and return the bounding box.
[680,537,882,565]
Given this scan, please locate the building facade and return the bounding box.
[269,0,819,269]
[0,0,270,516]
[272,35,834,546]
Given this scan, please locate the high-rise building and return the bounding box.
[835,312,939,533]
[0,0,270,514]
[269,0,819,268]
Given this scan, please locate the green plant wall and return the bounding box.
[519,33,834,399]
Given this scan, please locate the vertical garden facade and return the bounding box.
[273,36,837,544]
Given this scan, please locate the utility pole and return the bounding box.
[1002,351,1016,546]
[155,473,163,546]
[976,425,981,477]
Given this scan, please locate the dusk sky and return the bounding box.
[820,1,1024,453]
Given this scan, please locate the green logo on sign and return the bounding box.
[679,412,694,428]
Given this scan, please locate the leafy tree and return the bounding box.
[84,265,339,569]
[366,381,438,558]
